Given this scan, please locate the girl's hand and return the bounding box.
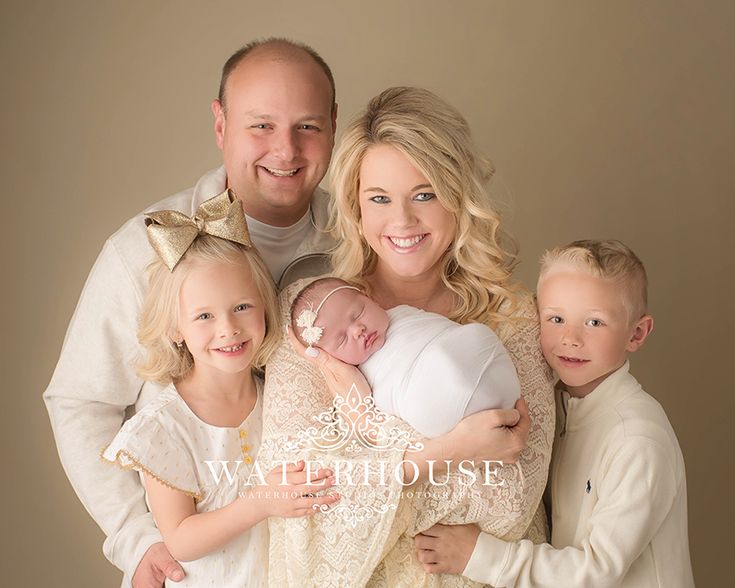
[245,461,340,518]
[287,324,373,401]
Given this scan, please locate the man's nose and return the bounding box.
[272,128,300,161]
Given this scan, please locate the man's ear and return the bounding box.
[626,315,654,352]
[331,102,338,137]
[212,99,226,150]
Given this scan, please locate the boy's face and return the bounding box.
[537,269,643,398]
[314,289,390,365]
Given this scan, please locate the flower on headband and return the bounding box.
[296,308,323,347]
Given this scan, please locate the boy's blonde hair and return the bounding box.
[329,86,522,328]
[137,236,280,384]
[539,239,648,323]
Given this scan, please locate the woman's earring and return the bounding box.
[175,340,184,349]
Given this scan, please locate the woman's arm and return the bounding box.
[287,328,531,485]
[144,462,339,562]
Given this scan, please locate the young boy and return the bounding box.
[414,240,694,587]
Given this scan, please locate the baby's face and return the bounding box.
[314,289,390,365]
[537,269,636,398]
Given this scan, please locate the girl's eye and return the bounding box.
[197,312,212,320]
[369,195,390,204]
[586,319,604,327]
[548,316,563,324]
[414,192,436,202]
[235,303,249,312]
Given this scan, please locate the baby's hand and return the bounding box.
[246,461,340,518]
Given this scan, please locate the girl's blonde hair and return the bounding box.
[330,86,522,328]
[137,236,280,384]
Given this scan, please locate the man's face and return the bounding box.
[213,53,336,226]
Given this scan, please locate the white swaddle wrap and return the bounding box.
[360,305,521,438]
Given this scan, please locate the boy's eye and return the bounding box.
[197,312,212,320]
[414,192,436,202]
[586,319,604,327]
[368,195,390,204]
[548,316,563,324]
[235,303,250,312]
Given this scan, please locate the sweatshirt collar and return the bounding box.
[559,361,641,430]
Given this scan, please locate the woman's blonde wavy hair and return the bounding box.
[330,86,523,328]
[137,236,280,385]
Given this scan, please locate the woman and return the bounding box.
[259,87,554,587]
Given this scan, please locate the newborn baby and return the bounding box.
[291,277,521,438]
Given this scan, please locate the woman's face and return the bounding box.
[358,145,456,281]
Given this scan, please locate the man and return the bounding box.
[44,38,337,587]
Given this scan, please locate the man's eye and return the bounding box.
[586,319,604,327]
[414,192,436,202]
[235,304,250,312]
[548,316,563,324]
[197,313,212,320]
[369,195,390,204]
[252,124,269,129]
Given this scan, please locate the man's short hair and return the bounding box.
[539,239,649,322]
[217,37,336,113]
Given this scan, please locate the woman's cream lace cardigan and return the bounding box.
[259,281,555,587]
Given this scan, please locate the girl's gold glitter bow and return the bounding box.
[144,189,252,271]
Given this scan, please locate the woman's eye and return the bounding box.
[235,304,249,312]
[548,316,563,324]
[369,195,390,204]
[414,192,436,202]
[299,124,318,131]
[586,319,604,327]
[197,313,212,320]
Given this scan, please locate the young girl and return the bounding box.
[102,192,339,587]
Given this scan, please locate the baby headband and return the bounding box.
[296,285,360,349]
[144,189,252,271]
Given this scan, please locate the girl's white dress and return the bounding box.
[102,379,267,587]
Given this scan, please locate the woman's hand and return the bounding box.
[406,397,530,485]
[287,324,373,402]
[447,397,531,464]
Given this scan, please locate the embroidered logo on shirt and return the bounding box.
[586,479,592,494]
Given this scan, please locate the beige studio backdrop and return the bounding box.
[3,0,733,586]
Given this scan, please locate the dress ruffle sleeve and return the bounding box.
[101,398,202,501]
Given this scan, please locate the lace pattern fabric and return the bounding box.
[260,281,555,587]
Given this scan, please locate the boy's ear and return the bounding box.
[626,315,654,352]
